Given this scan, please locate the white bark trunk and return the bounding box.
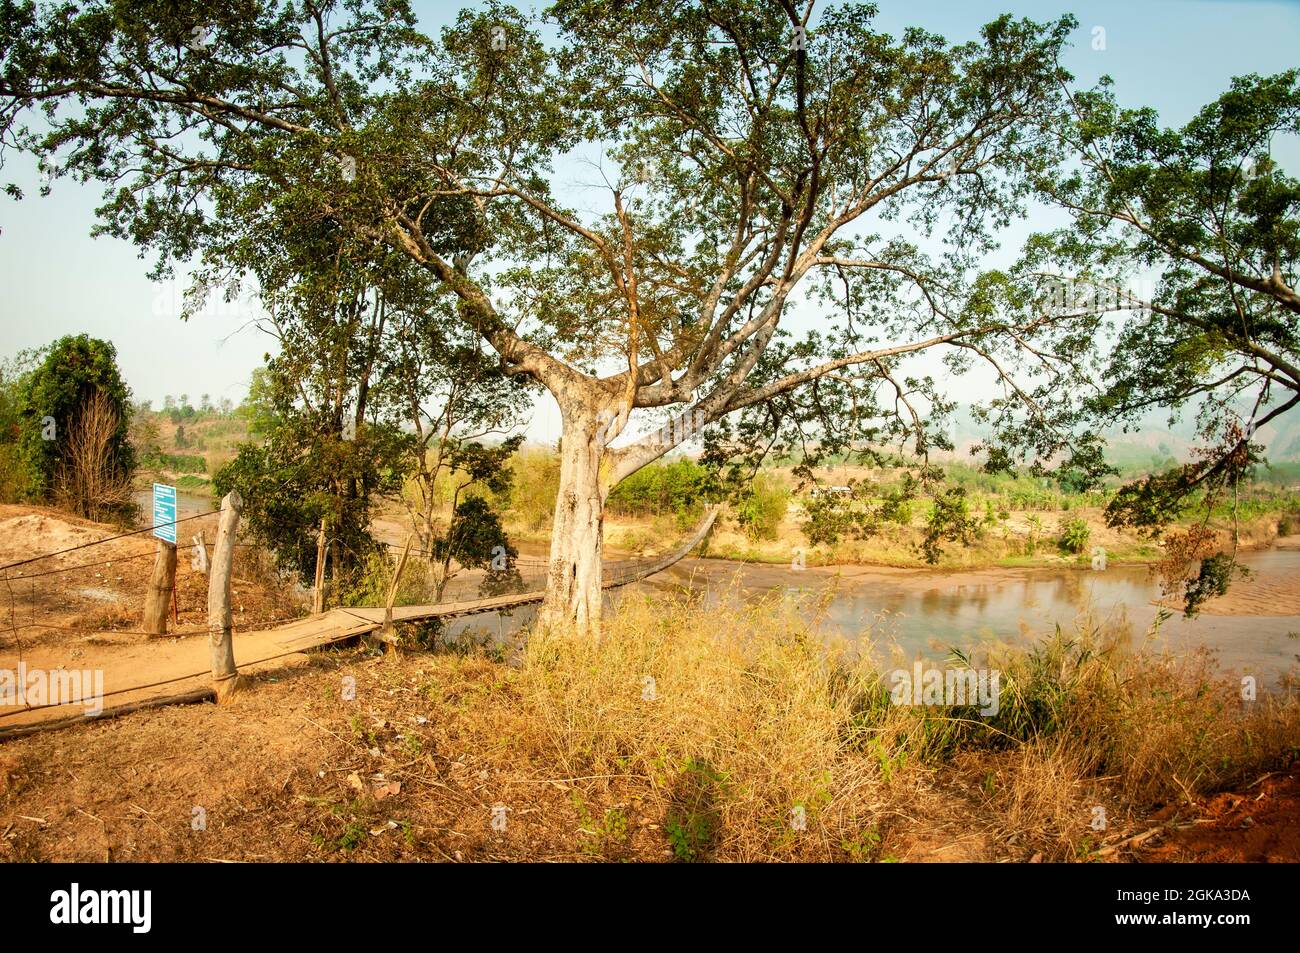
[209,490,243,704]
[538,411,606,634]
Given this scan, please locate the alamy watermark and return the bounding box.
[50,883,151,933]
[0,663,104,716]
[889,662,1000,716]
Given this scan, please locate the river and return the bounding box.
[636,549,1300,686]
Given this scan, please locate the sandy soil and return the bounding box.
[1138,766,1300,863]
[0,504,302,653]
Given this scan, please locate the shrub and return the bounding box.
[1057,517,1091,554]
[16,335,136,516]
[53,390,137,522]
[607,457,711,524]
[734,472,789,541]
[922,487,979,562]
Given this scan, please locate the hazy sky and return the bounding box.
[1,0,1297,443]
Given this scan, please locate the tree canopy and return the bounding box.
[8,2,1290,624]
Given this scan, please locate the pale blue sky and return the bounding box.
[1,0,1297,442]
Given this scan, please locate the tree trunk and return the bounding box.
[312,518,327,614]
[208,490,243,704]
[142,540,177,636]
[538,411,606,634]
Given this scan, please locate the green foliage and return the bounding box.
[1002,70,1300,565]
[1181,552,1245,618]
[734,472,789,541]
[434,496,516,572]
[0,348,44,502]
[213,386,410,586]
[509,449,561,531]
[877,481,915,525]
[665,757,725,862]
[801,489,864,547]
[235,367,280,439]
[142,451,207,473]
[607,457,712,527]
[1058,517,1091,555]
[922,487,979,562]
[15,335,136,515]
[1025,514,1044,555]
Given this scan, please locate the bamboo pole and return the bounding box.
[208,490,243,704]
[142,540,177,636]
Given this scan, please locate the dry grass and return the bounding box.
[516,596,888,860]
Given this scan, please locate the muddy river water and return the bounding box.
[636,549,1300,686]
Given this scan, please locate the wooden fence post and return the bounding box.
[375,534,413,652]
[142,540,177,636]
[312,518,327,614]
[209,489,243,704]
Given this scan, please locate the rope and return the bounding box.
[0,511,210,573]
[0,509,719,725]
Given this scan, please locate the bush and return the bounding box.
[878,486,914,525]
[922,487,979,562]
[607,457,711,525]
[1057,517,1091,554]
[15,335,136,517]
[143,451,207,473]
[54,390,137,522]
[801,490,862,546]
[734,472,789,541]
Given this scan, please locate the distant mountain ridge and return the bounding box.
[938,403,1300,466]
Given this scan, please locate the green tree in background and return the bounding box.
[991,70,1300,611]
[16,335,136,518]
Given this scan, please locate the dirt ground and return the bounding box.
[1139,766,1300,863]
[0,503,303,655]
[0,649,720,863]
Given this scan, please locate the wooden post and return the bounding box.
[312,518,327,614]
[208,489,243,704]
[375,535,413,652]
[142,540,177,636]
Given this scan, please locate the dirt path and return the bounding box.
[0,609,378,732]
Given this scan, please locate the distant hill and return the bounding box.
[937,401,1300,469]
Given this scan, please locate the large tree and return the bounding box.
[1,1,1082,631]
[16,334,136,519]
[987,70,1300,612]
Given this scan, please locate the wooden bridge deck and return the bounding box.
[0,508,718,737]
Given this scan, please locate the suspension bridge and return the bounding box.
[0,506,719,738]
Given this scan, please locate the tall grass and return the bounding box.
[504,597,1300,860]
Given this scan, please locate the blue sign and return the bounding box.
[152,483,177,544]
